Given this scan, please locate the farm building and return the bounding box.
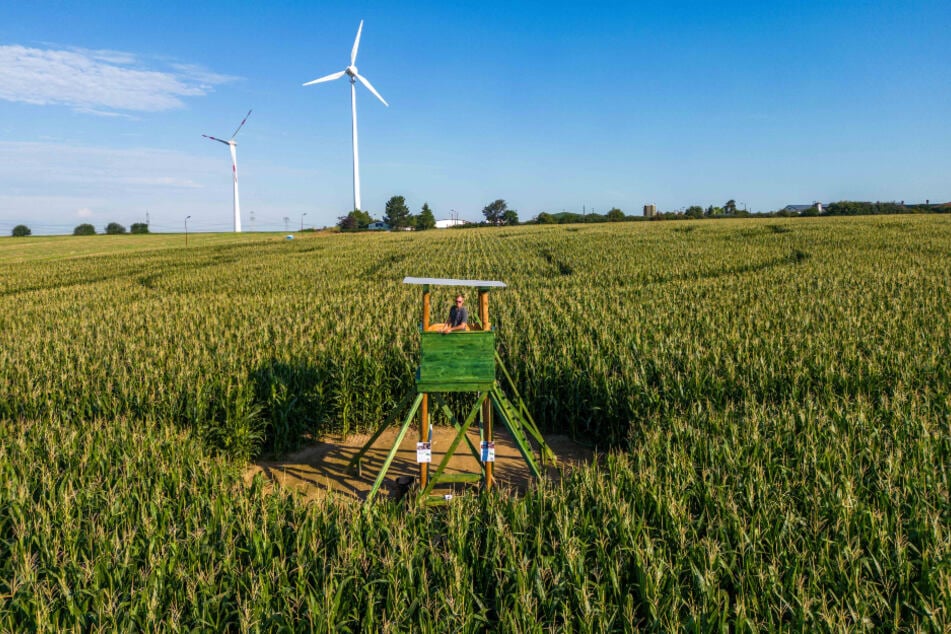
[781,204,823,213]
[435,218,468,229]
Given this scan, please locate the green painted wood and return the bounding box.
[365,394,423,503]
[422,395,486,497]
[490,390,543,479]
[430,394,484,466]
[492,385,557,465]
[347,390,416,472]
[417,331,496,393]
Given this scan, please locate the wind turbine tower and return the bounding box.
[303,20,388,212]
[203,110,252,232]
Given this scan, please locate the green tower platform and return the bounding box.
[348,277,556,503]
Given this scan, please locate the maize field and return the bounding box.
[1,215,949,630]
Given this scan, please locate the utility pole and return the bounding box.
[301,212,307,231]
[284,217,290,233]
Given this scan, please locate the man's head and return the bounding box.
[455,294,465,306]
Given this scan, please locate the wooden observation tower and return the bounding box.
[350,277,556,503]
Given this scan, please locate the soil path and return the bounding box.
[246,425,593,502]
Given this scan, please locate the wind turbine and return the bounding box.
[303,20,388,213]
[203,109,252,232]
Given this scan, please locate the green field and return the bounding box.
[1,216,949,630]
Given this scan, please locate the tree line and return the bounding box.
[9,222,149,237]
[11,199,948,238]
[337,197,522,231]
[337,197,438,232]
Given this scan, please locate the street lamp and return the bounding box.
[185,215,191,246]
[301,212,307,231]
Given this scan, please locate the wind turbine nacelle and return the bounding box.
[346,65,358,77]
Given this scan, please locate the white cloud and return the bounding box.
[0,45,239,113]
[76,207,93,218]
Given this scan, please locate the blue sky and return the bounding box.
[1,1,949,234]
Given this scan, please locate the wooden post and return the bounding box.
[483,394,493,490]
[478,289,490,331]
[420,286,431,489]
[478,288,493,488]
[420,394,429,488]
[422,285,431,331]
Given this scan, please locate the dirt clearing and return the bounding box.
[246,425,593,502]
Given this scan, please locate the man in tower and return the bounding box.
[440,293,469,333]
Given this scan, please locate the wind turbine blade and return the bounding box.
[230,109,252,139]
[303,69,347,86]
[351,20,364,66]
[203,134,231,145]
[355,72,388,107]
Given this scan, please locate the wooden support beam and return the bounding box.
[347,390,416,473]
[366,393,424,503]
[420,394,429,488]
[478,289,490,331]
[490,388,543,479]
[422,285,431,331]
[421,394,486,497]
[483,393,494,489]
[430,393,485,466]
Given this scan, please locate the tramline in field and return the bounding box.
[350,277,556,503]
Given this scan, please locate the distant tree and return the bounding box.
[338,214,359,232]
[800,204,820,217]
[827,201,872,216]
[130,222,150,234]
[824,200,911,216]
[417,203,436,230]
[354,209,374,228]
[536,212,556,224]
[384,195,411,229]
[12,224,31,237]
[553,212,584,224]
[73,223,96,236]
[105,222,126,235]
[501,209,519,225]
[338,209,373,231]
[724,199,737,215]
[606,207,625,222]
[482,199,509,225]
[685,205,704,219]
